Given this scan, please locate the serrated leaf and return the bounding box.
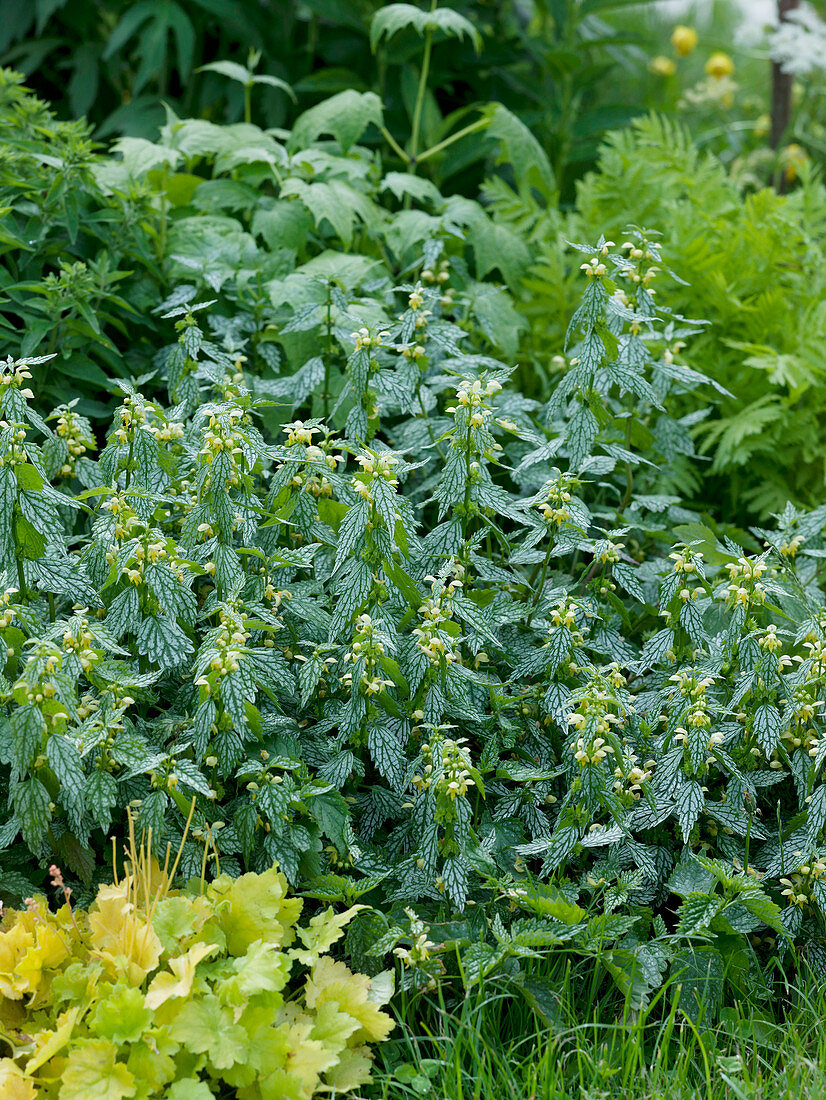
[674,780,704,843]
[47,734,85,816]
[753,703,781,757]
[675,892,725,937]
[367,725,405,788]
[290,90,383,153]
[441,854,469,909]
[566,404,598,469]
[679,599,707,647]
[640,628,674,668]
[137,614,194,669]
[85,770,118,833]
[13,777,51,852]
[371,3,481,51]
[613,562,645,604]
[544,625,572,675]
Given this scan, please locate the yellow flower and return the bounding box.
[671,25,698,57]
[781,143,808,182]
[705,52,735,78]
[649,55,677,77]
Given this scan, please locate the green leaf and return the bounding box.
[484,103,555,196]
[613,562,645,603]
[674,780,704,843]
[544,625,572,676]
[367,724,405,787]
[425,8,482,51]
[136,614,194,669]
[753,703,781,757]
[519,976,565,1027]
[47,734,85,815]
[381,172,443,205]
[309,790,350,852]
[370,4,426,49]
[468,216,531,287]
[442,854,469,909]
[14,463,43,491]
[517,827,579,875]
[371,4,481,51]
[169,994,248,1069]
[167,1081,214,1100]
[335,500,369,567]
[62,1038,137,1100]
[471,283,527,358]
[737,890,787,936]
[679,599,707,647]
[566,404,598,469]
[676,892,725,937]
[197,59,252,84]
[290,90,383,153]
[13,777,51,852]
[669,946,724,1024]
[14,513,46,560]
[90,984,153,1044]
[603,947,657,1010]
[640,628,674,668]
[85,770,118,833]
[280,179,378,248]
[251,73,295,99]
[30,556,100,605]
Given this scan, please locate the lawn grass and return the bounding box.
[365,960,826,1100]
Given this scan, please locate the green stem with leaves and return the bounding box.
[527,539,554,625]
[323,279,333,422]
[16,553,26,603]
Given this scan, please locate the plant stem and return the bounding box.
[418,388,445,460]
[323,279,332,422]
[527,541,553,625]
[381,126,410,164]
[124,438,134,489]
[244,82,252,125]
[462,441,474,582]
[409,0,438,169]
[416,117,489,165]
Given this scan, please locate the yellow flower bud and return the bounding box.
[705,52,734,78]
[671,25,698,57]
[649,55,676,77]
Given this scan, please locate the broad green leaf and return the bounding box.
[290,90,383,153]
[90,985,152,1044]
[168,994,246,1069]
[61,1038,137,1100]
[484,103,554,196]
[371,4,481,51]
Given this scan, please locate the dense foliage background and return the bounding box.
[4,2,826,1097]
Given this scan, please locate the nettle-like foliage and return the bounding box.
[4,209,826,1014]
[4,29,826,1013]
[0,843,393,1099]
[0,70,162,417]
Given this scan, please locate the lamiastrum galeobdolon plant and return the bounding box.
[2,49,826,1017]
[2,213,826,1013]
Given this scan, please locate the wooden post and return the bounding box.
[771,0,799,150]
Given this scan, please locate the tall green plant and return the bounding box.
[487,112,826,519]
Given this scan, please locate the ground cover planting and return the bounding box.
[3,2,826,1096]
